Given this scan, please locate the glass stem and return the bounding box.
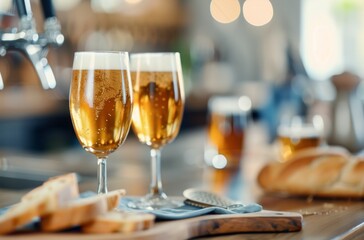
[97,157,108,194]
[149,148,165,197]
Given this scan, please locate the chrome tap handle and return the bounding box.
[0,0,62,89]
[40,0,55,19]
[24,44,56,89]
[43,18,64,47]
[14,0,38,42]
[41,0,64,47]
[15,0,32,18]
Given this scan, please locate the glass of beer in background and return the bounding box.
[129,52,185,209]
[205,96,251,170]
[277,115,324,162]
[69,51,133,194]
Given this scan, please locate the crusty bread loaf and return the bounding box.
[41,189,125,232]
[82,211,155,234]
[0,173,79,235]
[258,147,364,198]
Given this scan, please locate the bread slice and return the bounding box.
[41,189,125,232]
[22,173,79,203]
[82,211,155,234]
[0,173,79,235]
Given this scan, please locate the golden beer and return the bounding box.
[131,71,184,149]
[205,96,250,169]
[278,125,321,161]
[70,69,133,157]
[207,112,245,169]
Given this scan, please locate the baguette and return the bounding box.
[41,189,125,232]
[0,173,79,235]
[82,211,155,234]
[258,147,364,198]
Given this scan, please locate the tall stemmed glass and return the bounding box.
[130,52,185,209]
[69,51,133,194]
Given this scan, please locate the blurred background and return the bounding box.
[0,0,364,154]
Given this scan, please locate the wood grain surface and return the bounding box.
[1,210,302,239]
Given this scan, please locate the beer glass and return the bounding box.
[69,51,133,194]
[204,96,251,170]
[277,115,323,162]
[129,52,185,209]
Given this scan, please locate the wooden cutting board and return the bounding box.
[5,210,302,239]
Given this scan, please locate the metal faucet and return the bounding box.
[0,0,64,89]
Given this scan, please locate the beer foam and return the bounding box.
[278,124,321,138]
[73,52,129,70]
[130,53,181,72]
[208,96,251,115]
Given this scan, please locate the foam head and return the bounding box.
[208,96,251,115]
[278,124,321,138]
[130,52,181,72]
[73,52,129,70]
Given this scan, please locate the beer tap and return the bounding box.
[0,0,64,89]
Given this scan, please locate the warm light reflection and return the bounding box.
[301,0,343,81]
[0,0,12,12]
[91,0,121,12]
[210,0,241,24]
[53,0,81,11]
[91,0,147,14]
[82,29,134,51]
[125,0,143,4]
[242,0,273,26]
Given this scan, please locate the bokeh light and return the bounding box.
[238,96,252,111]
[243,0,274,26]
[212,154,228,169]
[210,0,241,24]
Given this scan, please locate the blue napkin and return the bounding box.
[0,205,10,215]
[119,197,262,220]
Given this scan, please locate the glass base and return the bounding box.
[127,193,183,210]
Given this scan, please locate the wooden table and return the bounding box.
[0,126,364,239]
